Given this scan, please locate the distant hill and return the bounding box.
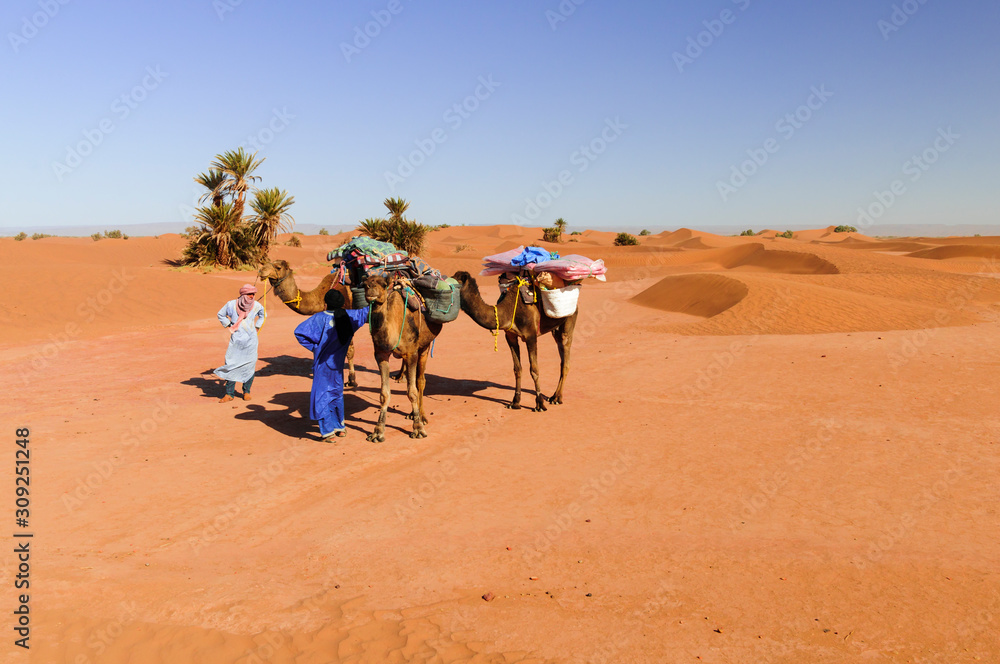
[2,221,998,239]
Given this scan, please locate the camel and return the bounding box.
[452,271,576,412]
[364,273,442,441]
[257,259,358,388]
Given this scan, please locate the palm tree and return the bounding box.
[383,197,410,221]
[249,187,295,256]
[188,203,242,267]
[194,169,228,208]
[554,218,567,242]
[210,148,265,220]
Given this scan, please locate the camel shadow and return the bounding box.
[341,372,512,407]
[256,355,512,405]
[234,390,413,440]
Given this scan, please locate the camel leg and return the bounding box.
[391,358,405,382]
[505,332,523,410]
[345,341,358,389]
[416,346,430,425]
[406,352,427,439]
[525,335,547,412]
[549,322,573,405]
[366,353,392,443]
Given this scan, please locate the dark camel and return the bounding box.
[257,260,357,388]
[452,271,576,412]
[364,274,442,441]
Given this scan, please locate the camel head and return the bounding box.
[258,260,290,282]
[364,274,390,305]
[452,271,480,295]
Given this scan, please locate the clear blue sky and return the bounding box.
[1,0,997,231]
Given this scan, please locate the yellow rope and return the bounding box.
[283,290,302,309]
[257,285,267,331]
[492,305,500,352]
[490,277,528,352]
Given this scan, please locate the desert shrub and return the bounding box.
[318,228,329,235]
[285,235,302,247]
[740,229,755,236]
[123,234,129,240]
[614,232,639,246]
[453,244,472,253]
[778,230,794,239]
[14,232,27,241]
[639,229,651,236]
[433,223,451,230]
[570,231,582,236]
[542,227,561,243]
[834,225,858,233]
[91,233,101,241]
[31,233,52,240]
[103,229,124,238]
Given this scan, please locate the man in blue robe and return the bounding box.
[294,289,369,440]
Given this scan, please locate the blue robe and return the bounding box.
[294,308,369,435]
[215,300,265,382]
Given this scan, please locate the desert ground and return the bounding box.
[2,225,999,663]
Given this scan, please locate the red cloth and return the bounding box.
[233,284,257,329]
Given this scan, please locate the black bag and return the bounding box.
[350,285,368,309]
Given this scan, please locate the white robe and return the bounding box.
[214,299,265,382]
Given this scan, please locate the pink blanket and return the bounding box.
[481,246,607,281]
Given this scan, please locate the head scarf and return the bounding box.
[233,284,257,329]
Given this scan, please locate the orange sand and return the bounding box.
[2,226,999,663]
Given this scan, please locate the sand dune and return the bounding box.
[6,224,1000,662]
[906,245,1000,261]
[630,273,749,317]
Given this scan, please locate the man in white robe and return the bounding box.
[215,284,265,403]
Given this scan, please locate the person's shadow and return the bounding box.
[182,371,227,399]
[182,356,516,440]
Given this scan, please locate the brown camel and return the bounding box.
[452,271,576,412]
[364,274,442,441]
[257,260,357,388]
